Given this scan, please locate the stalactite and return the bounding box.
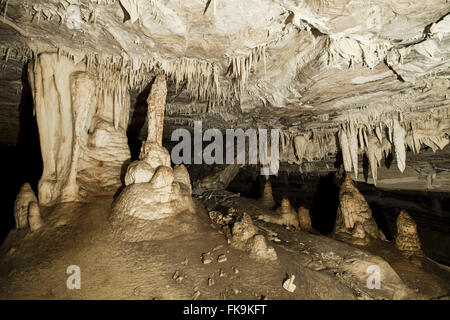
[393,119,406,173]
[338,128,352,173]
[348,125,358,178]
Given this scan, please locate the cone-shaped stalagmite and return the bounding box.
[261,180,276,209]
[14,183,38,229]
[279,197,299,228]
[395,210,423,256]
[334,175,383,245]
[297,206,313,231]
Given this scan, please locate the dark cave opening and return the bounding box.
[0,64,42,244]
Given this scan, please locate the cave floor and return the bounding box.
[0,196,449,300]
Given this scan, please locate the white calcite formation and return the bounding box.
[334,175,384,246]
[395,210,423,256]
[28,52,130,205]
[14,183,37,229]
[110,75,196,242]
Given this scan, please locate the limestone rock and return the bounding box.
[28,202,43,232]
[395,210,423,256]
[297,206,313,231]
[231,212,257,249]
[334,175,381,245]
[14,183,37,229]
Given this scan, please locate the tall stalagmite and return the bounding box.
[334,175,384,245]
[395,210,423,256]
[111,75,197,242]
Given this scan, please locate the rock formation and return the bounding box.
[230,212,277,262]
[258,196,299,229]
[334,175,383,246]
[297,206,313,231]
[261,180,276,209]
[395,210,423,256]
[13,183,37,229]
[110,75,196,242]
[28,53,130,205]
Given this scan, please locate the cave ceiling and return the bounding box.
[0,0,449,155]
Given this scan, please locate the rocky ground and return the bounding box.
[1,195,449,300]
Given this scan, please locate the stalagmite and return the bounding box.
[334,175,383,246]
[231,213,277,261]
[258,197,299,228]
[395,210,423,256]
[110,75,196,242]
[261,180,276,209]
[146,75,167,146]
[28,202,43,232]
[297,206,312,231]
[14,183,37,229]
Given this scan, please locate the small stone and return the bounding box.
[283,275,296,293]
[208,278,215,286]
[232,267,239,274]
[202,253,213,264]
[181,258,189,266]
[213,244,223,251]
[232,288,241,295]
[192,290,200,300]
[217,254,227,263]
[172,270,180,280]
[219,269,226,277]
[176,276,184,283]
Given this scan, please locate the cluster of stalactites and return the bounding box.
[281,107,449,186]
[227,44,267,97]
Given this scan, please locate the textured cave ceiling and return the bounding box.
[0,1,449,168]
